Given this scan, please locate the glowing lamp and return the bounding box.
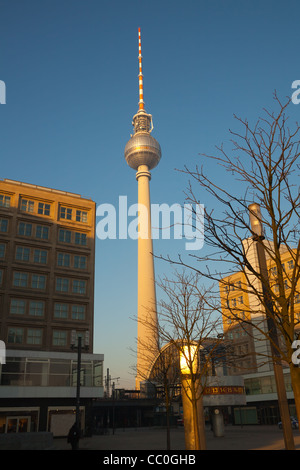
[180,344,198,375]
[248,203,264,238]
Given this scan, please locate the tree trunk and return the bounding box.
[289,364,300,425]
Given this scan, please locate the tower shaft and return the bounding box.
[136,165,158,388]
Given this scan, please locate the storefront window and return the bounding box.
[49,360,71,386]
[1,356,103,388]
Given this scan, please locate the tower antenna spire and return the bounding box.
[138,27,144,111]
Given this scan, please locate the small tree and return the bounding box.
[134,270,224,449]
[131,332,180,450]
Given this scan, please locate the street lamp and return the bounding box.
[179,343,206,450]
[71,330,89,430]
[248,203,295,450]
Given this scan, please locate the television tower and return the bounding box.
[124,28,162,389]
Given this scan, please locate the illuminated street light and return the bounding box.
[180,343,206,450]
[248,203,264,238]
[248,203,295,450]
[180,343,198,375]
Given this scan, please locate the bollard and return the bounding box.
[212,409,224,437]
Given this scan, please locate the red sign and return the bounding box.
[203,386,244,395]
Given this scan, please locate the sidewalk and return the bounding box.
[53,425,300,451]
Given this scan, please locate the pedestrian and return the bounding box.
[67,422,80,450]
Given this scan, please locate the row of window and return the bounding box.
[6,327,88,347]
[0,243,87,270]
[225,300,300,330]
[226,329,250,340]
[226,311,248,324]
[0,218,89,246]
[0,193,89,224]
[224,280,242,293]
[226,296,244,308]
[269,260,295,276]
[1,357,102,388]
[271,279,299,292]
[0,270,88,295]
[9,299,86,320]
[5,272,88,294]
[223,260,296,294]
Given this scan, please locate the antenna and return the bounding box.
[138,27,144,111]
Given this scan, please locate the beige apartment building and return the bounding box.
[219,240,300,424]
[0,178,96,352]
[0,179,103,435]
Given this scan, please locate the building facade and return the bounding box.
[220,238,300,424]
[0,179,104,435]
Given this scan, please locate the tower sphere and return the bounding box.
[124,131,161,171]
[125,109,161,171]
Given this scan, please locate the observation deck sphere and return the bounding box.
[124,133,161,171]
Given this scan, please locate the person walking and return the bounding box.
[67,423,80,450]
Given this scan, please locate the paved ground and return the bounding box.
[53,425,300,451]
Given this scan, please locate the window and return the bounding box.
[295,294,300,304]
[52,330,67,347]
[8,327,24,344]
[60,206,72,220]
[15,246,30,261]
[33,249,47,264]
[0,194,11,208]
[31,274,46,290]
[56,277,69,292]
[238,310,246,320]
[74,255,87,269]
[238,296,244,304]
[0,218,8,232]
[57,252,70,267]
[58,229,71,243]
[54,303,68,319]
[72,305,85,320]
[38,202,51,216]
[36,225,49,240]
[13,272,28,287]
[10,299,26,315]
[72,280,86,295]
[288,260,294,270]
[0,270,3,285]
[18,222,32,237]
[75,232,87,246]
[20,199,34,213]
[29,301,44,316]
[76,210,88,223]
[231,298,237,307]
[270,266,277,277]
[27,329,42,345]
[0,243,5,258]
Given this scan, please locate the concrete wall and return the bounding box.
[0,432,54,450]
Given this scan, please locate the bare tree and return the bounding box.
[130,324,180,450]
[134,270,224,450]
[159,93,300,447]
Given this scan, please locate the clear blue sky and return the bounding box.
[1,0,299,388]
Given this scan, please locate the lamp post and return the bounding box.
[248,203,295,450]
[71,330,89,430]
[180,343,206,450]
